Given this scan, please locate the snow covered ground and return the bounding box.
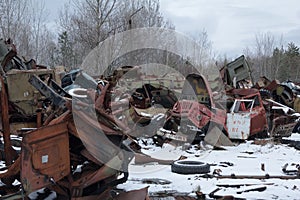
[118,133,300,199]
[1,134,299,199]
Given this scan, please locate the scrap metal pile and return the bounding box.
[0,39,150,199]
[0,38,300,199]
[157,55,300,146]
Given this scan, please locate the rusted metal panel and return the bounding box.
[227,88,260,97]
[169,99,226,134]
[71,164,117,188]
[294,96,300,112]
[173,100,211,128]
[70,189,111,200]
[249,110,268,135]
[222,55,254,89]
[0,157,20,179]
[161,73,229,143]
[134,153,175,165]
[6,69,55,102]
[265,79,280,91]
[6,69,56,115]
[181,73,214,107]
[72,108,124,164]
[130,83,177,109]
[21,122,70,194]
[0,75,17,168]
[204,126,234,147]
[271,115,297,137]
[115,186,149,200]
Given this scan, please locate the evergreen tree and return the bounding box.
[57,31,76,69]
[273,46,286,81]
[284,42,300,81]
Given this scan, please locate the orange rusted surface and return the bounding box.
[0,76,17,168]
[21,122,70,193]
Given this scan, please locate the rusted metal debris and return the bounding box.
[195,173,300,180]
[1,39,300,199]
[209,188,246,200]
[225,57,299,138]
[158,55,300,146]
[216,183,274,188]
[0,40,150,199]
[282,163,300,176]
[220,55,254,89]
[114,186,150,200]
[208,185,268,199]
[134,153,176,165]
[130,83,178,109]
[159,73,229,145]
[225,88,269,139]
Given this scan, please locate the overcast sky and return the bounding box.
[160,0,300,58]
[45,0,300,59]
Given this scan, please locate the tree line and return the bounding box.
[243,33,300,82]
[0,0,299,82]
[0,0,176,70]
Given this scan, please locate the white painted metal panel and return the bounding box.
[227,112,251,140]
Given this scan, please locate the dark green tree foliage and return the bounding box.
[275,42,300,81]
[245,42,300,82]
[273,46,286,81]
[57,31,77,69]
[284,42,300,81]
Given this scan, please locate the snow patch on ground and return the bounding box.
[284,133,300,141]
[118,134,300,199]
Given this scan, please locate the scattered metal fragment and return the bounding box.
[130,178,171,185]
[114,187,150,200]
[197,173,300,179]
[209,188,246,200]
[282,163,300,176]
[134,153,176,165]
[216,183,274,188]
[280,138,300,150]
[236,186,267,194]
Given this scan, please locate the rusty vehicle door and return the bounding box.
[227,99,253,139]
[227,97,267,139]
[21,122,70,194]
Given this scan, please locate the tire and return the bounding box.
[259,89,272,100]
[171,160,210,174]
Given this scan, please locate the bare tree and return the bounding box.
[243,32,278,81]
[58,0,121,68]
[0,0,28,39]
[0,0,32,57]
[120,0,171,29]
[254,32,275,77]
[0,0,56,66]
[59,0,117,49]
[58,0,174,71]
[272,35,284,80]
[30,0,47,61]
[192,30,214,66]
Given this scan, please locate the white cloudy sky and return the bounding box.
[160,0,300,58]
[45,0,300,58]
